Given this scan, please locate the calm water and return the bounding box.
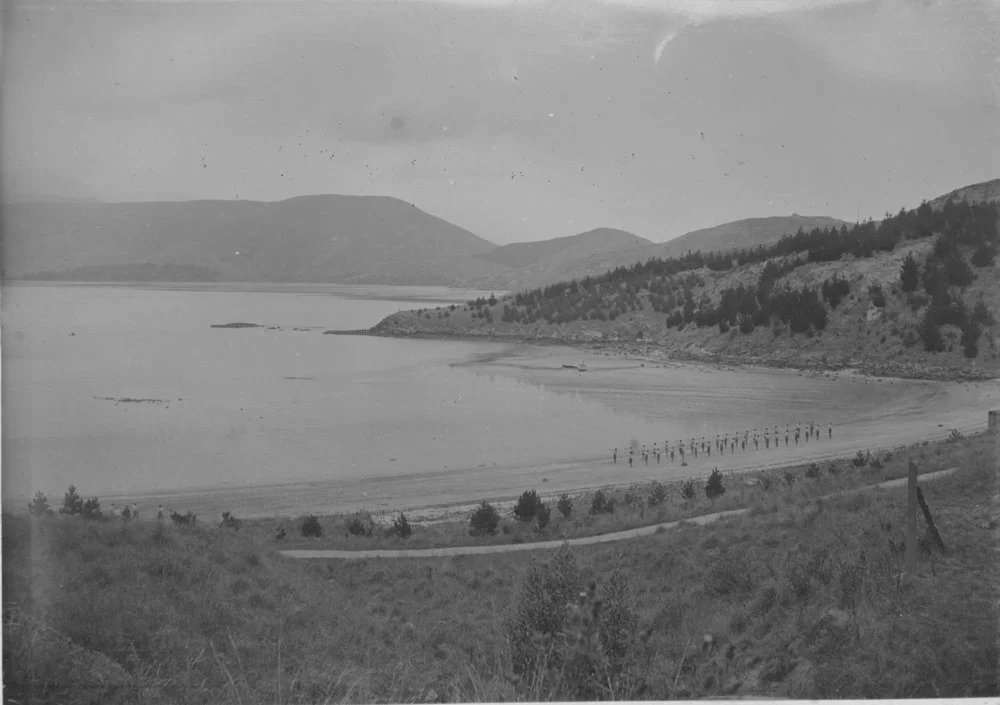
[1,284,671,502]
[3,284,995,518]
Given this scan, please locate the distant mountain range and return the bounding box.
[5,179,997,291]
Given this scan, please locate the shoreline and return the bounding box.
[330,326,1000,383]
[70,421,983,525]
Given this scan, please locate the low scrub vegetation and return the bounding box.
[4,433,994,702]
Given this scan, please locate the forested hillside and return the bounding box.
[371,195,1000,378]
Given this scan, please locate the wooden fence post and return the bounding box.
[917,486,946,553]
[906,460,917,575]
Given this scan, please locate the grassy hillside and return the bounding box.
[467,228,653,291]
[647,215,850,260]
[371,194,1000,379]
[927,177,1000,210]
[5,433,996,702]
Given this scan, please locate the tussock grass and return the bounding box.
[4,433,996,702]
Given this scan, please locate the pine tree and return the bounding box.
[900,253,920,292]
[920,309,945,352]
[705,468,726,500]
[59,485,84,515]
[28,491,51,516]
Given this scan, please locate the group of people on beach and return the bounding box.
[612,421,833,467]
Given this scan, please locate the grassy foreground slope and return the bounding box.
[369,187,1000,379]
[4,434,997,703]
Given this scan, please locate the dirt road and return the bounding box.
[279,467,957,560]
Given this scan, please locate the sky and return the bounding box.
[2,0,998,244]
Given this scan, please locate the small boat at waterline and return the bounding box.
[562,361,587,371]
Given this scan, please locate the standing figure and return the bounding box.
[613,448,617,464]
[828,423,833,439]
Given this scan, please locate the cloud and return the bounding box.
[653,28,681,66]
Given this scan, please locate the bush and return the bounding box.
[470,501,500,535]
[851,450,867,468]
[900,253,920,292]
[590,490,614,515]
[300,515,322,537]
[504,546,650,700]
[219,511,241,531]
[805,463,821,479]
[391,513,412,539]
[81,498,103,521]
[705,468,726,500]
[868,284,886,308]
[557,494,573,518]
[681,480,696,500]
[28,491,52,517]
[703,551,756,596]
[947,428,964,443]
[346,517,370,537]
[59,485,84,516]
[275,527,287,541]
[971,243,995,267]
[972,299,995,326]
[170,510,197,526]
[920,309,945,352]
[513,489,545,522]
[647,481,667,507]
[535,502,552,531]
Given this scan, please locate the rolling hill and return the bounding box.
[1,195,496,285]
[366,179,1000,380]
[927,178,1000,210]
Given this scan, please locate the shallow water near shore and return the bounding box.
[3,284,997,520]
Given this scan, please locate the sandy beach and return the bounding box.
[96,342,999,522]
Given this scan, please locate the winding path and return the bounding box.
[279,467,958,560]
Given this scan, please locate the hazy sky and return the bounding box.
[3,0,998,244]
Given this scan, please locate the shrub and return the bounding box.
[870,456,883,470]
[504,546,650,700]
[947,428,964,443]
[590,490,614,515]
[346,517,370,537]
[170,510,197,526]
[300,515,322,537]
[971,243,995,267]
[868,284,887,308]
[535,502,552,531]
[219,511,241,530]
[805,463,821,479]
[557,494,573,518]
[59,485,84,516]
[513,489,545,522]
[703,551,756,596]
[900,253,920,292]
[919,309,944,352]
[680,480,696,500]
[28,491,52,517]
[470,501,500,535]
[647,481,667,507]
[851,450,867,468]
[391,513,412,539]
[81,498,103,521]
[972,299,995,326]
[275,527,287,541]
[705,468,726,500]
